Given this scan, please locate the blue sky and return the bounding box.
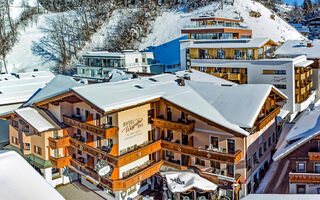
[283,0,317,5]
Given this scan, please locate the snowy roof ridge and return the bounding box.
[273,106,320,161]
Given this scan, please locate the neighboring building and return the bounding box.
[74,51,162,82]
[180,37,314,120]
[0,150,65,200]
[1,70,287,200]
[142,35,188,73]
[306,17,320,39]
[275,40,320,97]
[291,24,309,39]
[0,71,55,147]
[181,16,252,40]
[241,194,320,200]
[273,106,320,194]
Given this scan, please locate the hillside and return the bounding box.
[5,0,304,73]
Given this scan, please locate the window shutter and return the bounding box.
[34,145,36,153]
[11,136,14,143]
[39,147,42,155]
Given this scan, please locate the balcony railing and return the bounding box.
[209,73,225,78]
[289,172,320,183]
[69,137,118,166]
[152,118,195,135]
[197,168,241,187]
[255,106,281,131]
[182,24,249,30]
[48,136,70,149]
[309,152,320,160]
[63,115,118,139]
[49,155,71,168]
[161,140,242,164]
[295,73,306,80]
[70,157,163,191]
[227,73,241,81]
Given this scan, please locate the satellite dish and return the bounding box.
[98,165,111,176]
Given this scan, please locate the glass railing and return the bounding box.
[183,24,249,29]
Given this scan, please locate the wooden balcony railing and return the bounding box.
[70,157,163,191]
[63,115,118,139]
[309,152,320,160]
[289,172,320,183]
[153,118,195,134]
[255,106,281,131]
[295,73,306,80]
[161,140,242,164]
[209,73,224,78]
[69,137,118,166]
[227,73,241,81]
[117,140,162,167]
[48,136,70,149]
[295,86,307,95]
[49,155,71,168]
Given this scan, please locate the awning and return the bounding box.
[68,165,99,185]
[164,172,217,193]
[276,109,289,124]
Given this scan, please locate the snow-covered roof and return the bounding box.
[0,71,55,106]
[15,107,56,133]
[181,38,277,49]
[83,52,125,58]
[0,151,65,200]
[164,171,217,193]
[273,106,320,161]
[241,194,320,200]
[189,82,277,128]
[24,75,83,107]
[275,40,320,59]
[295,60,314,68]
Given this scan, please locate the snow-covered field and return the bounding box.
[6,0,304,73]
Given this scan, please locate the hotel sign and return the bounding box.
[271,76,286,83]
[121,118,144,140]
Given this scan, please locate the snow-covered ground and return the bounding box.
[140,0,304,49]
[6,0,304,73]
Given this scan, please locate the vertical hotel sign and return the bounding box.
[121,118,144,140]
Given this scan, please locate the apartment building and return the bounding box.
[306,17,320,39]
[273,106,320,194]
[0,70,287,200]
[181,16,252,40]
[180,37,315,120]
[74,51,158,82]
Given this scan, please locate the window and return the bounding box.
[317,188,320,194]
[23,125,30,133]
[227,139,235,154]
[135,58,138,63]
[259,147,263,157]
[315,163,320,173]
[34,145,42,155]
[263,142,267,151]
[24,143,30,151]
[195,158,205,166]
[107,116,112,125]
[128,185,136,195]
[210,161,220,169]
[12,120,18,128]
[78,150,82,155]
[210,136,219,149]
[268,137,272,147]
[142,58,146,63]
[297,185,306,194]
[227,164,234,176]
[76,107,81,116]
[253,152,258,164]
[52,167,60,178]
[274,84,286,89]
[247,158,252,171]
[90,69,95,77]
[12,136,18,145]
[297,162,306,172]
[234,50,242,60]
[273,132,276,143]
[217,50,225,59]
[167,130,173,141]
[53,130,58,139]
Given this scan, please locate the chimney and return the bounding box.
[177,77,185,86]
[307,42,313,48]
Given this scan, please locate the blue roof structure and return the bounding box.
[142,35,188,72]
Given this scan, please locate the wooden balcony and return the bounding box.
[49,155,71,168]
[309,152,320,160]
[296,86,307,95]
[227,73,241,81]
[198,168,241,188]
[70,157,163,191]
[48,136,70,149]
[161,140,242,164]
[209,73,225,78]
[289,172,320,184]
[117,140,162,167]
[153,118,195,134]
[69,137,118,166]
[63,115,118,139]
[255,106,281,131]
[295,73,306,80]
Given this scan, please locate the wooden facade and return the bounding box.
[295,67,313,103]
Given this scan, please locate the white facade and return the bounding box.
[75,51,155,81]
[180,40,315,119]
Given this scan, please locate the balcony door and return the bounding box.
[166,108,172,121]
[182,134,189,146]
[227,139,235,154]
[96,113,101,127]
